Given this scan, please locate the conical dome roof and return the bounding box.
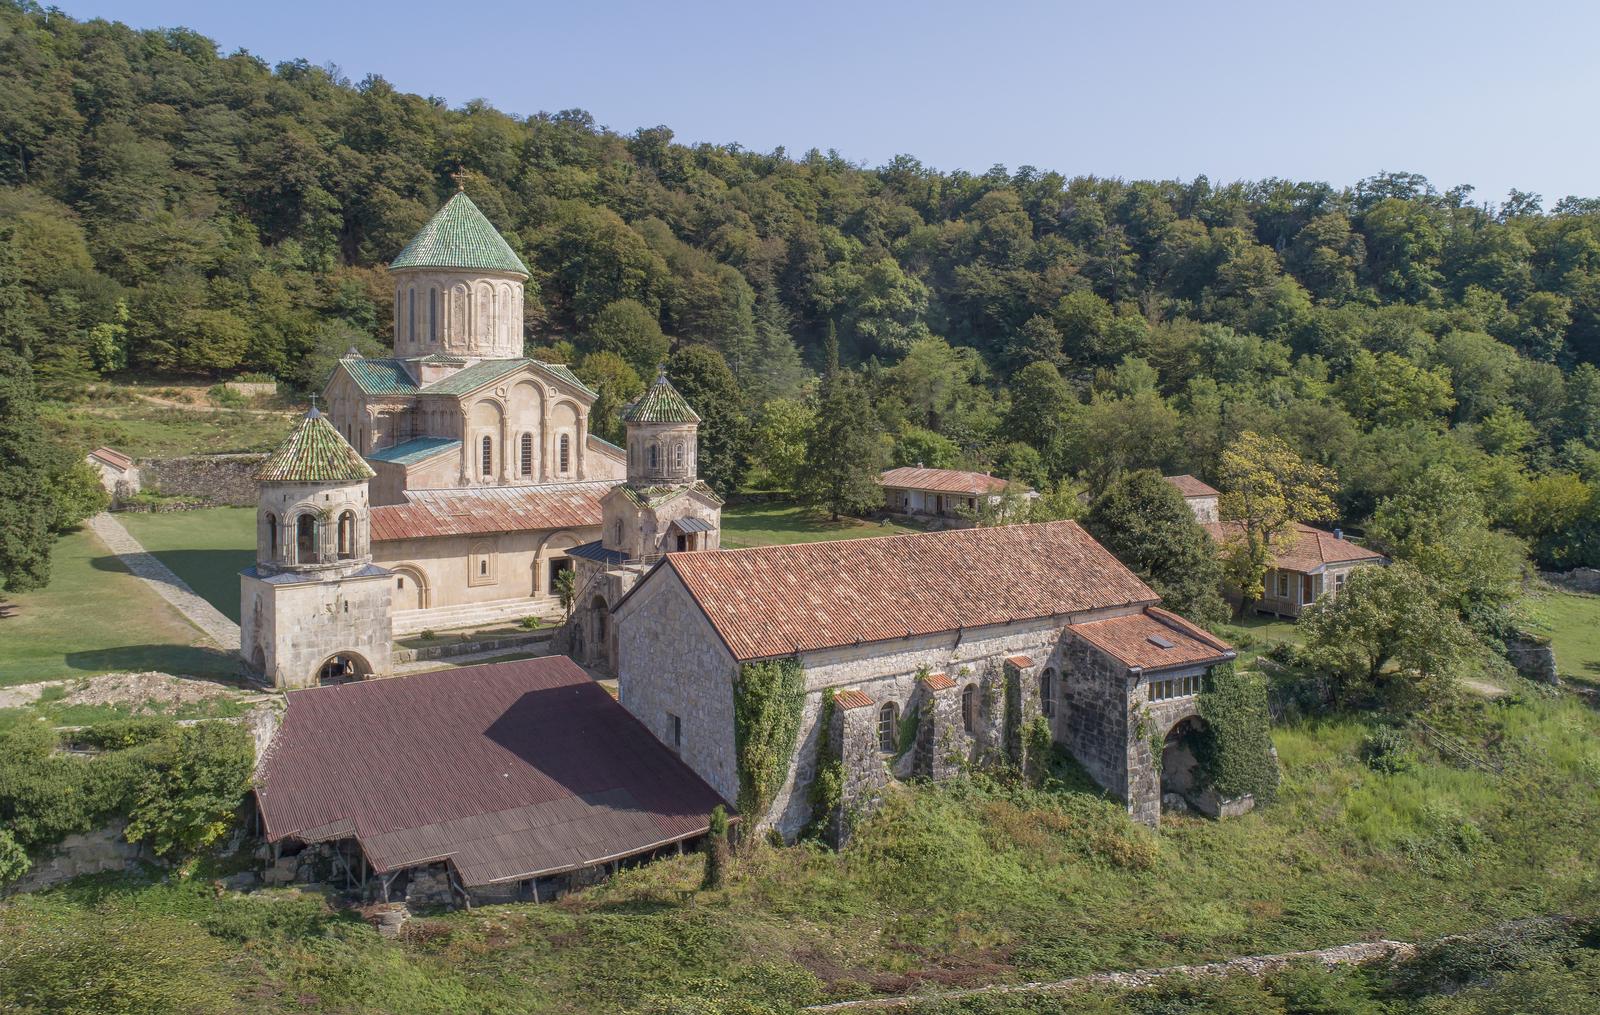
[390,192,530,277]
[255,408,376,483]
[622,372,701,424]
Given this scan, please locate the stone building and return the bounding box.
[240,408,394,689]
[1163,474,1219,523]
[610,521,1237,839]
[86,446,138,500]
[319,189,627,633]
[564,372,722,670]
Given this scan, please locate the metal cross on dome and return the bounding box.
[450,167,467,192]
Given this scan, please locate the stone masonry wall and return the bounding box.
[1061,637,1133,804]
[833,699,889,847]
[914,678,965,781]
[6,820,145,894]
[142,453,268,506]
[243,571,394,689]
[1128,667,1207,826]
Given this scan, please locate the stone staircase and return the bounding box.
[392,597,557,635]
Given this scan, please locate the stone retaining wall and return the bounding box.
[1540,567,1600,593]
[141,453,268,506]
[6,820,147,894]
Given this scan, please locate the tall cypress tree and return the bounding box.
[0,227,58,593]
[796,326,885,520]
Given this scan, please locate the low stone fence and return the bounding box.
[1540,568,1600,594]
[224,381,277,398]
[140,453,268,507]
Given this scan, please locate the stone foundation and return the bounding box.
[1540,567,1600,594]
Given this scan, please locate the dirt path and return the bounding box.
[86,513,240,649]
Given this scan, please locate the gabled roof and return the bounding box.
[254,657,729,886]
[1163,474,1220,498]
[341,357,419,396]
[1068,606,1233,673]
[609,480,724,509]
[1203,521,1385,573]
[879,467,1009,496]
[390,192,530,277]
[88,446,133,471]
[417,358,527,396]
[366,436,461,466]
[622,373,700,424]
[255,409,375,483]
[646,521,1157,661]
[370,482,613,541]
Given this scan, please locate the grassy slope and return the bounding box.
[0,525,236,686]
[118,507,257,623]
[4,692,1598,1014]
[1528,589,1600,689]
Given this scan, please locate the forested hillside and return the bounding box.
[3,0,1600,583]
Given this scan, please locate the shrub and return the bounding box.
[206,384,247,407]
[0,828,27,886]
[518,615,544,630]
[702,805,729,890]
[420,629,437,640]
[124,722,254,859]
[75,717,176,751]
[1361,726,1416,773]
[731,657,805,824]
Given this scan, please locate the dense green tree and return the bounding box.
[750,397,814,492]
[1082,470,1227,623]
[1002,360,1074,454]
[575,351,644,445]
[581,298,669,377]
[797,333,886,520]
[0,227,59,593]
[665,345,749,496]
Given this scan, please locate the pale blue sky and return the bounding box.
[61,0,1600,203]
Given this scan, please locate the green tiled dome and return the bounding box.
[256,409,375,484]
[622,372,700,424]
[390,192,530,277]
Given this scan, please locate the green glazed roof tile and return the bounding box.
[343,357,419,396]
[419,358,527,396]
[257,409,376,483]
[366,436,462,466]
[390,192,530,276]
[622,373,700,424]
[535,360,597,398]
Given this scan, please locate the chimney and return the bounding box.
[1334,528,1343,541]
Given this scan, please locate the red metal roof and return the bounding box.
[255,657,730,885]
[1164,474,1220,498]
[1203,520,1385,572]
[661,521,1157,662]
[370,482,614,541]
[834,689,875,710]
[1068,607,1233,673]
[879,466,1010,496]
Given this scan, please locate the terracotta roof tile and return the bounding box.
[879,466,1009,496]
[256,409,375,483]
[834,689,875,710]
[1005,655,1035,669]
[1203,521,1385,572]
[920,672,956,691]
[88,446,133,471]
[662,521,1157,661]
[1068,608,1234,673]
[370,482,612,541]
[1164,474,1220,498]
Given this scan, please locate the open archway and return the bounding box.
[315,651,373,686]
[1160,715,1209,808]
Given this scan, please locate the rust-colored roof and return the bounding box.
[88,446,133,471]
[1164,474,1220,498]
[920,672,956,691]
[1203,521,1384,572]
[255,657,730,886]
[1005,655,1035,669]
[879,466,1009,496]
[661,521,1157,661]
[1068,608,1233,673]
[834,689,875,710]
[370,482,613,541]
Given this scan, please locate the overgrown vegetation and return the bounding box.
[731,657,806,824]
[1195,663,1280,803]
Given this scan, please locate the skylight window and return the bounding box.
[1147,634,1175,649]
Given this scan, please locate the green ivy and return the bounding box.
[1196,663,1280,804]
[804,691,842,840]
[732,657,806,825]
[1023,715,1052,786]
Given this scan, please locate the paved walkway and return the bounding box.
[88,513,240,649]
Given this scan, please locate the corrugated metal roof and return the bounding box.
[370,482,613,541]
[255,657,730,885]
[568,540,628,565]
[658,521,1158,661]
[343,358,419,396]
[367,436,461,466]
[622,373,700,424]
[879,467,1009,496]
[1068,607,1233,673]
[669,516,716,533]
[390,192,530,276]
[1203,521,1385,572]
[1163,474,1220,498]
[256,409,375,483]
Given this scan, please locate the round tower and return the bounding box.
[254,408,376,580]
[388,191,531,360]
[622,370,701,486]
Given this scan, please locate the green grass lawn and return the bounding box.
[0,526,237,686]
[722,499,923,549]
[118,507,257,623]
[4,691,1598,1013]
[1528,589,1600,688]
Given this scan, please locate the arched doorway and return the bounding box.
[1160,716,1209,808]
[315,652,372,686]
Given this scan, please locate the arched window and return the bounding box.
[295,514,317,564]
[519,432,534,476]
[266,512,278,560]
[481,435,493,476]
[559,433,571,473]
[648,443,658,470]
[675,442,685,470]
[428,288,438,342]
[336,510,356,559]
[1040,668,1057,719]
[877,701,899,754]
[614,519,623,545]
[407,287,416,342]
[962,684,977,733]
